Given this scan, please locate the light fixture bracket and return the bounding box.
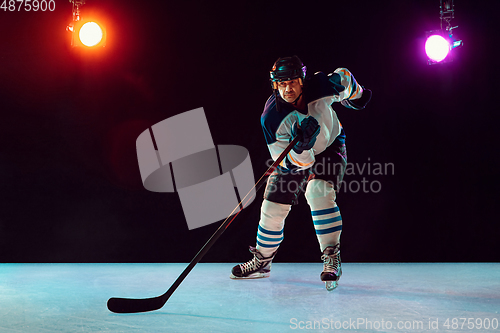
[69,0,86,22]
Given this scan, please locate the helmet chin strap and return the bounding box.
[291,92,303,106]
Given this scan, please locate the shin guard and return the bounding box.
[255,199,291,258]
[305,179,342,252]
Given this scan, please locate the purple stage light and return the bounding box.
[425,35,450,63]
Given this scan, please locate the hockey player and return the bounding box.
[230,56,371,290]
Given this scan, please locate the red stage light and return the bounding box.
[70,20,106,48]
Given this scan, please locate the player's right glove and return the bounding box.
[291,116,320,154]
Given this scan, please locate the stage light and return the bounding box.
[79,22,103,47]
[67,0,106,49]
[424,0,463,65]
[425,34,450,63]
[68,19,107,48]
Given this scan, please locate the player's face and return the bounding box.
[277,79,302,103]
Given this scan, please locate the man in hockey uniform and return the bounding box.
[230,56,371,290]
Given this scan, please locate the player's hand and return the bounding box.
[291,116,320,154]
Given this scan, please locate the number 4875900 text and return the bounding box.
[1,0,55,11]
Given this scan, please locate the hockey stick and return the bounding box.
[107,136,300,313]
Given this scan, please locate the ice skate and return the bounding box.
[230,246,276,279]
[321,244,342,291]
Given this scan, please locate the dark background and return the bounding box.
[0,0,498,263]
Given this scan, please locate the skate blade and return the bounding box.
[230,272,270,279]
[325,281,338,291]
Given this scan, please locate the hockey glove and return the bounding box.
[291,116,320,154]
[341,87,372,110]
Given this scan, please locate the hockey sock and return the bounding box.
[255,199,291,258]
[305,179,342,252]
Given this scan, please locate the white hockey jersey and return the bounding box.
[261,68,364,171]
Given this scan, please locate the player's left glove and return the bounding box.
[291,116,320,154]
[341,87,372,110]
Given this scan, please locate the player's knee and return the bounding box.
[305,179,336,203]
[261,199,291,218]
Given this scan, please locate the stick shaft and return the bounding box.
[163,136,299,299]
[107,136,299,313]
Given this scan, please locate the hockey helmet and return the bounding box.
[269,55,306,89]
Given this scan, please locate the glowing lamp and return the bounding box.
[424,0,463,66]
[79,22,103,47]
[69,20,106,48]
[425,34,450,63]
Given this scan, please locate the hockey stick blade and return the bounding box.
[107,295,166,314]
[107,136,300,313]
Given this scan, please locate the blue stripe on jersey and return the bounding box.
[311,206,340,216]
[258,224,283,236]
[315,225,343,235]
[313,216,342,226]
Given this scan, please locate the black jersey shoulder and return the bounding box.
[304,71,345,104]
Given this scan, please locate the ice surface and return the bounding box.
[0,263,498,332]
